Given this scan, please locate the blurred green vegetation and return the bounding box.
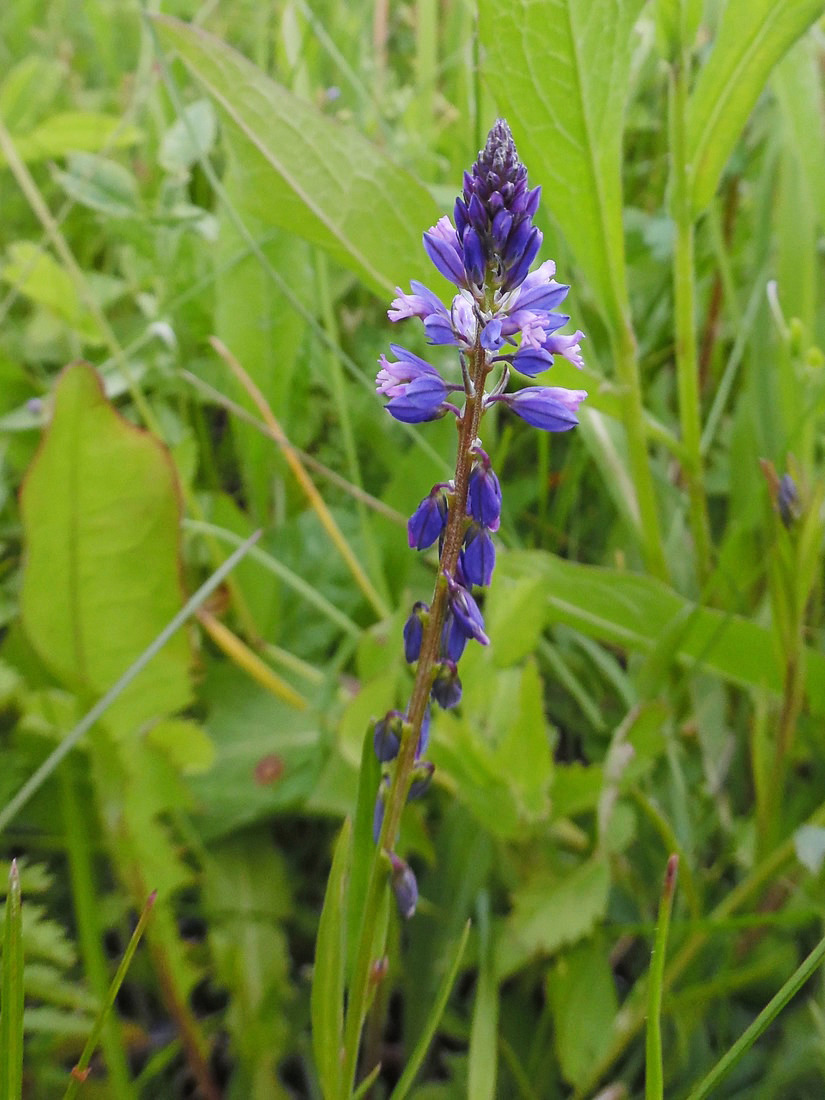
[1,1,825,1097]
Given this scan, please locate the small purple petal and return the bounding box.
[447,579,490,645]
[390,854,418,919]
[423,217,466,286]
[511,345,554,378]
[374,710,404,762]
[441,611,468,662]
[386,375,449,423]
[403,602,428,662]
[499,386,587,432]
[466,463,502,529]
[462,226,485,286]
[462,526,496,587]
[431,660,462,709]
[408,490,448,549]
[480,318,504,352]
[545,329,586,370]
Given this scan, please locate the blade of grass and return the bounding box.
[1,861,24,1100]
[210,335,390,619]
[685,930,825,1100]
[389,920,471,1100]
[63,891,157,1100]
[0,530,261,834]
[645,855,678,1100]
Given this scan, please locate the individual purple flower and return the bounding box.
[441,610,469,663]
[389,854,418,919]
[403,602,428,663]
[408,760,435,800]
[778,473,800,528]
[376,345,456,423]
[447,576,490,646]
[431,660,462,709]
[374,710,404,763]
[423,215,467,288]
[489,386,587,432]
[466,457,502,529]
[408,488,449,549]
[388,280,449,324]
[462,526,496,587]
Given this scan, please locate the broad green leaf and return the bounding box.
[151,15,440,298]
[53,152,142,218]
[189,662,322,840]
[493,658,552,821]
[498,855,610,977]
[0,55,64,133]
[548,941,618,1088]
[686,1,825,215]
[312,818,351,1100]
[499,551,825,715]
[19,363,192,735]
[478,0,645,333]
[0,112,142,167]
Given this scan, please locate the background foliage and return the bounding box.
[1,0,825,1097]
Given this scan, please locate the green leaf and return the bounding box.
[1,861,24,1100]
[347,723,382,981]
[158,97,217,175]
[53,152,142,218]
[19,363,192,735]
[478,0,644,332]
[150,15,440,298]
[468,896,498,1100]
[1,242,101,342]
[686,1,825,214]
[312,817,351,1100]
[500,551,825,715]
[547,941,618,1088]
[0,112,142,167]
[497,855,610,978]
[146,718,216,775]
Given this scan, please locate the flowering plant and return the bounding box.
[372,118,587,918]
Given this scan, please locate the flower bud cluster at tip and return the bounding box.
[372,120,588,920]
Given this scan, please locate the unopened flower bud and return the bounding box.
[389,853,418,919]
[431,660,462,709]
[373,711,404,763]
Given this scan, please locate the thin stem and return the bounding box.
[645,855,678,1100]
[669,57,712,581]
[340,343,489,1097]
[613,323,670,582]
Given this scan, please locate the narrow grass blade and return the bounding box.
[389,919,471,1100]
[468,893,498,1100]
[646,854,678,1100]
[1,860,24,1100]
[312,817,352,1100]
[685,931,825,1100]
[0,529,261,833]
[63,891,157,1100]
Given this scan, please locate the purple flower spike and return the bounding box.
[403,601,428,663]
[462,526,496,587]
[408,488,449,549]
[467,461,502,529]
[389,854,418,919]
[447,577,490,645]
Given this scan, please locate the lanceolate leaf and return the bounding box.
[686,1,825,215]
[499,551,825,715]
[20,363,192,735]
[478,0,645,335]
[151,16,440,298]
[312,817,351,1100]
